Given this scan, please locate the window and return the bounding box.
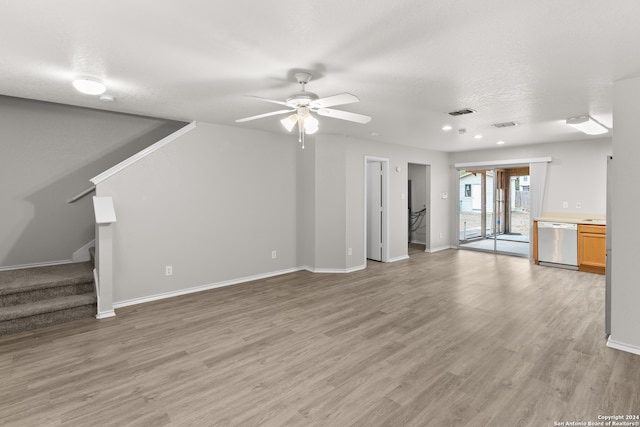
[465,184,471,197]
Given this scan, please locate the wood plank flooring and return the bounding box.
[1,247,639,426]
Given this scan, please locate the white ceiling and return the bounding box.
[2,0,639,152]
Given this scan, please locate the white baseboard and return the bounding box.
[113,266,305,309]
[96,310,116,319]
[305,265,366,273]
[0,259,73,271]
[426,245,454,253]
[388,255,410,263]
[409,240,427,245]
[606,336,640,356]
[73,239,95,262]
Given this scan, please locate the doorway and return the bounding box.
[457,166,530,256]
[365,157,389,263]
[408,163,430,253]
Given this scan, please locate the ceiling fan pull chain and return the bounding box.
[299,125,305,149]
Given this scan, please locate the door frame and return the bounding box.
[407,162,431,252]
[364,156,389,264]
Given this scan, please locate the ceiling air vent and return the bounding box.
[448,108,476,116]
[492,121,519,128]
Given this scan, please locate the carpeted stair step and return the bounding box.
[0,294,97,335]
[0,262,94,307]
[0,261,97,335]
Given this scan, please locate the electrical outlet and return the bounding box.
[439,233,443,239]
[563,201,569,209]
[348,248,353,256]
[165,265,173,276]
[271,250,277,259]
[576,202,582,209]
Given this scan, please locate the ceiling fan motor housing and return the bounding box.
[287,91,319,107]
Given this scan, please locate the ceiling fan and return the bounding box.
[235,72,372,148]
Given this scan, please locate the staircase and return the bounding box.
[0,261,97,335]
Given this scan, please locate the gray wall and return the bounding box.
[95,123,451,304]
[97,122,298,304]
[611,76,640,351]
[343,136,451,265]
[0,96,184,268]
[449,138,612,217]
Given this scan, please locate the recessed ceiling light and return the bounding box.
[474,134,483,139]
[496,140,505,145]
[442,125,452,131]
[72,78,107,95]
[99,94,115,102]
[370,131,380,137]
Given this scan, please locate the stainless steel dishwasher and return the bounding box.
[537,221,578,269]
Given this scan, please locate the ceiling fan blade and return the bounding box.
[316,108,371,124]
[310,93,360,108]
[246,95,289,106]
[235,109,295,123]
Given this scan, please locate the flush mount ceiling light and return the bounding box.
[566,116,608,135]
[442,125,453,131]
[72,78,107,95]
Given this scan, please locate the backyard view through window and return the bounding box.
[458,167,530,256]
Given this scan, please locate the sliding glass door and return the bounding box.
[458,166,530,256]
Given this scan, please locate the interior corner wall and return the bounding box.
[0,95,184,268]
[96,122,298,305]
[449,138,612,216]
[314,138,347,270]
[610,76,640,351]
[296,137,316,270]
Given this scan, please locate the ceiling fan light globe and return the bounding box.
[305,124,319,135]
[304,115,319,134]
[281,114,297,132]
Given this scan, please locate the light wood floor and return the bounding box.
[1,247,639,426]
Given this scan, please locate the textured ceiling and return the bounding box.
[2,0,639,152]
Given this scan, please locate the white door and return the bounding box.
[367,162,382,261]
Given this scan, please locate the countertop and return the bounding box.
[534,213,606,226]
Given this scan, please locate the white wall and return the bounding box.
[0,95,184,268]
[97,123,298,305]
[610,76,640,352]
[450,138,612,217]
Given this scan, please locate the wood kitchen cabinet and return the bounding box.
[578,224,606,274]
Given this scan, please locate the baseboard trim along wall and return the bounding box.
[96,310,116,319]
[113,266,305,309]
[305,265,366,274]
[388,255,410,263]
[0,259,73,272]
[606,336,640,356]
[426,246,454,253]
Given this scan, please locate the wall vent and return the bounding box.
[492,121,519,128]
[448,108,476,116]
